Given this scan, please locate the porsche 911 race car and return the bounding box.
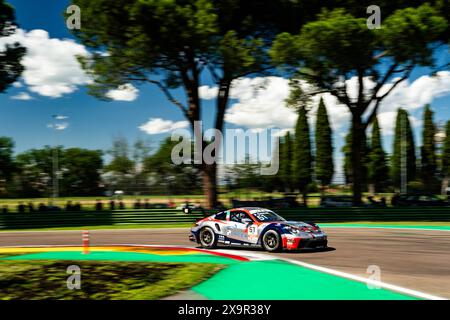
[189,207,328,252]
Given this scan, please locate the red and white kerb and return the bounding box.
[82,230,90,254]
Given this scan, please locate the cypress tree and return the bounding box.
[441,121,450,194]
[280,132,293,191]
[391,108,417,190]
[420,105,437,191]
[293,106,312,206]
[315,98,334,189]
[277,135,286,190]
[367,117,388,193]
[342,128,353,185]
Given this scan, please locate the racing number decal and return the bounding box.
[247,225,258,242]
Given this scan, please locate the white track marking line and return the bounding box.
[173,245,448,300]
[0,243,446,300]
[214,249,276,261]
[277,257,447,300]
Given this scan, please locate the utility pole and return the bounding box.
[48,115,69,200]
[53,140,59,198]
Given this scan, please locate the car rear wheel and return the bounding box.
[262,230,281,252]
[199,227,217,249]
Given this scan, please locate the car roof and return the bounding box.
[230,207,270,213]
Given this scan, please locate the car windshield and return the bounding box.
[251,210,285,222]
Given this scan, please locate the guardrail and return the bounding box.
[1,207,450,230]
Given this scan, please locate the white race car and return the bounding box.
[189,207,328,252]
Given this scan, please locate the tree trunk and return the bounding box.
[202,163,217,209]
[302,190,308,207]
[351,115,364,206]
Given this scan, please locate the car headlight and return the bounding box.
[284,226,301,234]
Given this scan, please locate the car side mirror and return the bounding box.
[242,218,253,225]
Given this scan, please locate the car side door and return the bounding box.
[228,211,253,243]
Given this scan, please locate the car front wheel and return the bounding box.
[262,230,282,252]
[199,227,217,249]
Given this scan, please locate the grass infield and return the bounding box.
[0,256,222,300]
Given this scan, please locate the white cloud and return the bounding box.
[377,111,421,136]
[105,83,139,101]
[376,71,450,113]
[212,71,450,136]
[11,92,33,100]
[224,77,296,129]
[199,85,218,100]
[0,29,90,98]
[219,76,350,132]
[139,118,189,135]
[47,122,69,131]
[53,115,68,120]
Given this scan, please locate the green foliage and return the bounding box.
[342,126,369,187]
[226,155,267,190]
[292,106,312,192]
[367,117,389,191]
[14,146,56,197]
[69,0,311,207]
[381,4,448,66]
[13,146,103,197]
[420,105,437,188]
[104,137,135,175]
[391,109,417,189]
[442,121,450,178]
[280,132,293,190]
[0,260,221,299]
[272,4,448,83]
[342,129,353,185]
[0,0,25,93]
[60,148,104,196]
[0,137,15,181]
[143,137,202,195]
[69,0,282,98]
[314,98,333,186]
[271,3,448,203]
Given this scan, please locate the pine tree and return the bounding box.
[315,98,334,189]
[391,108,417,190]
[420,105,437,191]
[367,117,388,193]
[293,106,312,206]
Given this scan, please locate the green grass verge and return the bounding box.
[2,221,450,232]
[0,259,222,300]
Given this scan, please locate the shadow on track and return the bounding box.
[195,245,336,254]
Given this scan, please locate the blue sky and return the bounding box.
[0,0,198,154]
[0,0,449,182]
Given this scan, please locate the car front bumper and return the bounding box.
[282,234,328,250]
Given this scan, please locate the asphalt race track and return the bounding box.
[1,227,449,299]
